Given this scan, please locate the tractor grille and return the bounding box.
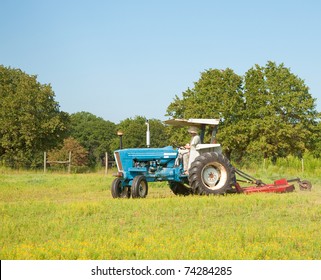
[114,152,122,171]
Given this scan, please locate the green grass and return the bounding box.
[0,169,320,260]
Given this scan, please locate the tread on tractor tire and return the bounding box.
[168,181,193,196]
[111,178,131,198]
[188,152,236,195]
[131,175,148,198]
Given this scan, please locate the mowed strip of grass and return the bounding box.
[0,171,320,260]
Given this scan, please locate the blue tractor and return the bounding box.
[111,118,236,198]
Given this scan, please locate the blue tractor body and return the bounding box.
[111,118,236,198]
[114,146,187,186]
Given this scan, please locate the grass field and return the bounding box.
[0,168,320,260]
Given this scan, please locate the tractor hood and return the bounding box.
[114,146,178,177]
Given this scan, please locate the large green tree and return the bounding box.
[0,65,69,167]
[166,68,246,159]
[69,112,116,166]
[243,61,319,161]
[166,62,319,162]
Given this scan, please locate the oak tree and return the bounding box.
[166,62,319,162]
[0,65,69,167]
[243,61,319,161]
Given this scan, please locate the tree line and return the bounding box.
[0,62,320,169]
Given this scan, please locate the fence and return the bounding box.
[44,151,71,173]
[43,152,115,174]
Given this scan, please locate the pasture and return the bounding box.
[0,167,320,260]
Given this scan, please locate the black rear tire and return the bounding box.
[168,181,193,196]
[188,152,236,195]
[132,175,148,198]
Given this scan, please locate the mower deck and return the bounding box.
[235,178,295,194]
[233,168,312,194]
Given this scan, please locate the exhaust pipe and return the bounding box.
[145,119,150,148]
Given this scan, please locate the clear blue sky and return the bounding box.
[1,0,320,123]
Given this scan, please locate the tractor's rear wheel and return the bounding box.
[188,152,236,195]
[132,175,148,198]
[111,178,131,198]
[168,181,193,196]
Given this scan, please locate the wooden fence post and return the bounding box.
[44,152,47,173]
[68,151,71,173]
[105,152,108,175]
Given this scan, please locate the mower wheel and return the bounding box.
[189,152,236,195]
[168,181,193,196]
[299,180,312,191]
[111,178,131,198]
[131,175,148,198]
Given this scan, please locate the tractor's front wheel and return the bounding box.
[188,152,236,195]
[131,175,148,198]
[111,178,131,198]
